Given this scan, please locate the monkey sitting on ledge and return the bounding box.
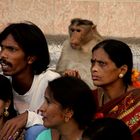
[56,18,103,89]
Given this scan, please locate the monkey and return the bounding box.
[56,18,103,89]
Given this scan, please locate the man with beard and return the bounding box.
[0,22,60,140]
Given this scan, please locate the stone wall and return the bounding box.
[0,1,140,69]
[0,0,140,37]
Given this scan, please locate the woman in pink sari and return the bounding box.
[91,39,140,140]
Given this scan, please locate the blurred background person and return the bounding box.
[0,74,23,139]
[82,117,133,140]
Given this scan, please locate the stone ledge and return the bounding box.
[45,35,140,70]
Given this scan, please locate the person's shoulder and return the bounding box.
[39,69,60,81]
[36,129,51,140]
[44,69,60,75]
[34,70,60,84]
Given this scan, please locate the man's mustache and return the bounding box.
[0,59,12,67]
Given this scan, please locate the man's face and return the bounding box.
[0,34,30,77]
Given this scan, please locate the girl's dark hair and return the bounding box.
[92,39,133,86]
[0,22,50,74]
[0,74,17,120]
[48,76,96,129]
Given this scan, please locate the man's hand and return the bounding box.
[0,111,28,140]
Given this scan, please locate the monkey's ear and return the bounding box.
[92,25,97,30]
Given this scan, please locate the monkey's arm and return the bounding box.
[56,40,72,74]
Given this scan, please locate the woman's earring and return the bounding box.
[4,107,9,117]
[64,116,70,122]
[119,73,124,78]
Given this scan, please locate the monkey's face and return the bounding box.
[69,25,92,49]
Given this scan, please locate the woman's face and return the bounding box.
[39,88,66,129]
[91,48,122,87]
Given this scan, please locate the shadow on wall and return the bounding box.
[45,34,140,70]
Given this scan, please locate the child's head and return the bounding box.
[82,118,132,140]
